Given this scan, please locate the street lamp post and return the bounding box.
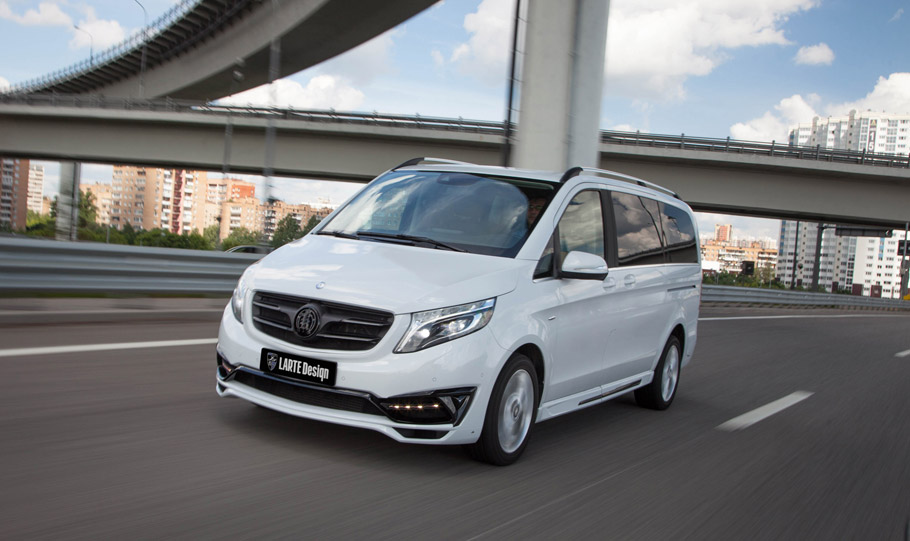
[134,0,148,98]
[74,25,94,66]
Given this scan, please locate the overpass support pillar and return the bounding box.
[512,0,609,171]
[55,162,80,242]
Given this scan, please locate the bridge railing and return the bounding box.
[0,93,908,169]
[601,131,910,169]
[1,237,907,308]
[3,0,199,96]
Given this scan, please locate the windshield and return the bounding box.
[319,171,556,257]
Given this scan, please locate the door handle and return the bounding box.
[623,275,636,286]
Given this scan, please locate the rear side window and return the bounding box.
[659,203,698,263]
[611,192,664,266]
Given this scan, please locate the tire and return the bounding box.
[466,354,540,466]
[635,336,682,410]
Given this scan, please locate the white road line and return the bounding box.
[896,349,910,358]
[700,315,909,321]
[717,391,814,432]
[0,338,218,358]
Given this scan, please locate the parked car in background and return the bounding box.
[216,158,701,465]
[226,244,273,255]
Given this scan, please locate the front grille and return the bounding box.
[232,370,384,416]
[252,291,394,351]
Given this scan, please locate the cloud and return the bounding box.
[695,212,781,242]
[220,75,365,110]
[890,8,903,22]
[449,0,517,85]
[70,9,127,51]
[606,0,818,100]
[730,73,910,142]
[448,0,819,97]
[431,49,444,68]
[794,43,834,65]
[826,72,910,116]
[0,75,9,90]
[0,1,71,26]
[730,94,819,142]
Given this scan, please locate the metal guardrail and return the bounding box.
[1,237,907,308]
[702,285,908,309]
[1,94,907,170]
[0,237,258,294]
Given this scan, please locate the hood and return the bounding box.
[247,235,525,314]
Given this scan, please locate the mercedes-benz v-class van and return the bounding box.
[216,159,701,465]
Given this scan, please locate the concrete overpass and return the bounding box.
[1,99,908,228]
[3,0,437,100]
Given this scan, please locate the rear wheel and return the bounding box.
[467,354,539,466]
[635,336,681,410]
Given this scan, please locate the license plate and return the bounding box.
[260,349,337,386]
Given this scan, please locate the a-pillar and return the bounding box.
[512,0,609,171]
[55,162,81,241]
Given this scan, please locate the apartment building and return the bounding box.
[80,183,115,226]
[790,110,910,156]
[776,221,857,291]
[27,163,45,214]
[701,239,778,274]
[0,157,29,230]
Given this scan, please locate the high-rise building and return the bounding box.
[27,163,45,214]
[714,224,732,242]
[785,110,909,296]
[1,157,30,230]
[776,221,856,291]
[790,110,910,157]
[851,231,908,299]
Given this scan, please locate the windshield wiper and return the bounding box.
[316,230,359,239]
[356,231,467,252]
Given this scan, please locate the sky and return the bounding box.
[1,0,909,241]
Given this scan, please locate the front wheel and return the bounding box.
[635,336,681,410]
[467,354,539,466]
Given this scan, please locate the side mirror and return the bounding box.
[559,251,608,280]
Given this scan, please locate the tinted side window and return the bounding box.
[611,192,665,266]
[660,202,698,263]
[558,190,605,263]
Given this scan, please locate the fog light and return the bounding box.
[217,352,237,380]
[379,388,474,425]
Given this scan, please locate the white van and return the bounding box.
[216,159,701,465]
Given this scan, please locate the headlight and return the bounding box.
[395,298,495,353]
[230,267,254,323]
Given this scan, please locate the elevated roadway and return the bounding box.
[1,99,908,227]
[3,0,437,100]
[0,302,908,538]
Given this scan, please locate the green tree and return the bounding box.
[79,189,99,227]
[203,224,221,250]
[222,227,262,251]
[301,215,322,236]
[271,215,302,248]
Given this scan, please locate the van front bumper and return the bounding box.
[216,305,505,445]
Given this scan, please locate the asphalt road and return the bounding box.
[1,302,908,540]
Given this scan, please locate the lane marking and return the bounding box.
[0,338,218,358]
[700,315,909,321]
[717,391,814,432]
[896,349,910,358]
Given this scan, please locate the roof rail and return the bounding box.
[560,166,680,199]
[393,157,473,170]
